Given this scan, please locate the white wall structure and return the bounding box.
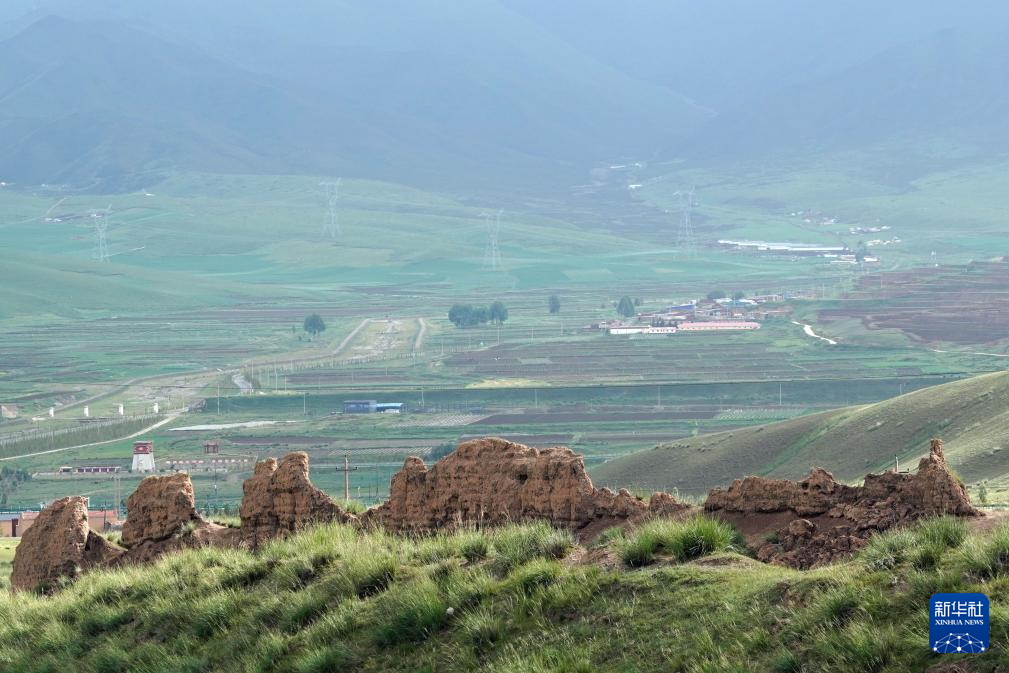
[131,441,156,473]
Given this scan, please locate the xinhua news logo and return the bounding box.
[930,593,989,654]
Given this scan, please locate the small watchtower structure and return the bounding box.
[132,441,156,473]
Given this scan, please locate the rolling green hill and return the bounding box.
[594,370,1009,497]
[2,517,1009,672]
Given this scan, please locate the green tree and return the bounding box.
[617,295,636,318]
[548,295,561,314]
[448,303,472,327]
[303,313,326,339]
[732,291,746,301]
[489,301,509,325]
[979,481,989,505]
[449,304,490,328]
[707,290,727,301]
[855,240,868,263]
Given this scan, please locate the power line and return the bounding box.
[674,187,696,256]
[91,205,112,262]
[483,209,503,270]
[320,179,342,239]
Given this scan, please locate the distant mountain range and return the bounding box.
[0,6,707,191]
[1,2,1008,192]
[691,30,1009,164]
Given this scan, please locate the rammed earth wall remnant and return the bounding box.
[115,473,232,564]
[10,496,124,593]
[361,437,687,536]
[8,455,360,592]
[10,438,978,591]
[240,451,357,548]
[121,472,206,548]
[704,439,981,568]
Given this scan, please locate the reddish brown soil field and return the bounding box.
[819,261,1009,345]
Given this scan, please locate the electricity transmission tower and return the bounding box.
[92,206,111,262]
[320,178,342,238]
[674,187,696,256]
[483,209,503,270]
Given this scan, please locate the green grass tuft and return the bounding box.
[618,516,743,567]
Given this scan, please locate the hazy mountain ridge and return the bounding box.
[689,29,1009,163]
[0,5,709,191]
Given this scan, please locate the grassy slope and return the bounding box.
[594,370,1009,496]
[2,517,1009,672]
[0,538,14,591]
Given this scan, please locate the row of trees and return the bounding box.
[448,301,509,328]
[448,295,563,328]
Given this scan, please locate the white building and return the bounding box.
[609,325,679,335]
[131,441,156,473]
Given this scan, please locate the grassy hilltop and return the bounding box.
[3,516,1009,672]
[594,370,1009,498]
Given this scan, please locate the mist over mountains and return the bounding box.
[1,1,1008,191]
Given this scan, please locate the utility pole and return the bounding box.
[217,379,221,415]
[335,455,358,502]
[321,178,342,238]
[674,188,696,256]
[92,206,112,262]
[343,456,350,501]
[303,392,308,415]
[483,209,503,270]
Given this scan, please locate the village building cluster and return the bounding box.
[590,293,798,336]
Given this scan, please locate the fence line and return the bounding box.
[0,414,161,456]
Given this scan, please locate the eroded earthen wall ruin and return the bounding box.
[361,437,686,537]
[703,439,980,568]
[11,437,978,591]
[239,451,357,548]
